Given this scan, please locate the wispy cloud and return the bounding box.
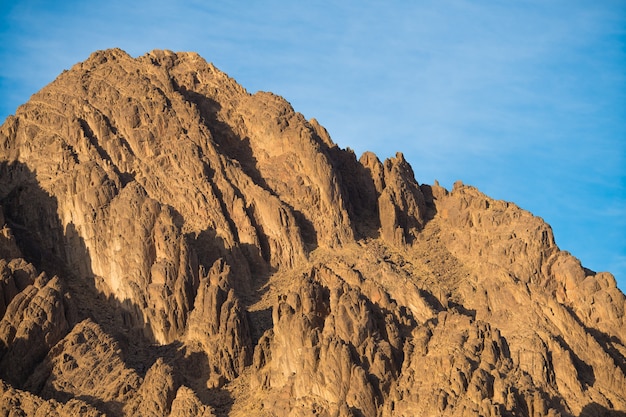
[1,0,624,288]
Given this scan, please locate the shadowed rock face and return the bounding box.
[0,48,624,417]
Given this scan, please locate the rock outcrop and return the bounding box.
[0,48,624,416]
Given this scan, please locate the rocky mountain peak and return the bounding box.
[0,49,624,416]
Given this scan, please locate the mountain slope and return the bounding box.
[0,49,624,417]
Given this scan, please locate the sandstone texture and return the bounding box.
[0,48,624,416]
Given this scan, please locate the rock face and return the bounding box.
[0,48,624,416]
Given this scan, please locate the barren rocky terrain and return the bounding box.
[0,49,624,416]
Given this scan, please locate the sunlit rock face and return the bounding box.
[0,48,624,417]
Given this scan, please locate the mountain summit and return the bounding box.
[0,49,624,416]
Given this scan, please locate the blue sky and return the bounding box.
[1,0,625,291]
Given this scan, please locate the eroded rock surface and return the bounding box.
[0,48,624,416]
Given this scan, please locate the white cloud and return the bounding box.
[1,0,624,288]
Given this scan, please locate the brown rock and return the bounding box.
[186,258,252,387]
[377,152,428,246]
[25,319,141,416]
[0,379,104,417]
[169,386,216,417]
[124,358,178,417]
[0,48,623,417]
[0,274,70,387]
[0,258,38,318]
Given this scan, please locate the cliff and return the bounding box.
[0,49,624,416]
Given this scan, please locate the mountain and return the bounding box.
[0,48,624,417]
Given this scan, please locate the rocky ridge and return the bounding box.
[0,48,624,416]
